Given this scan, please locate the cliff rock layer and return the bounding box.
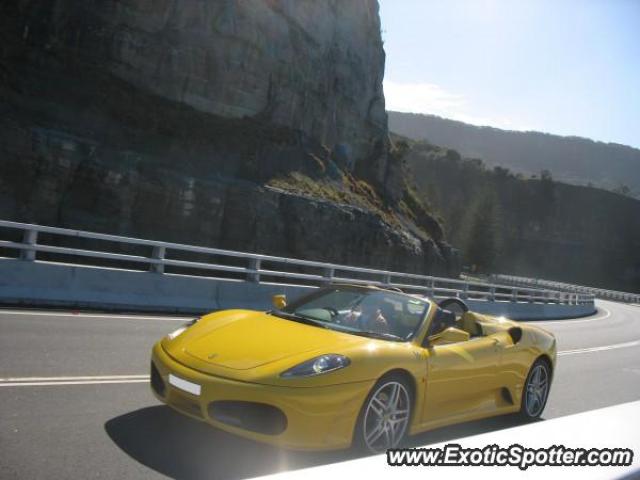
[0,1,458,276]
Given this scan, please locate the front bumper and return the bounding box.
[150,341,373,450]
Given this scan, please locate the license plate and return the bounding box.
[168,374,201,396]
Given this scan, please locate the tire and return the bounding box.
[353,374,413,454]
[520,358,551,420]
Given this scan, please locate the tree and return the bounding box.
[613,183,631,197]
[464,194,502,272]
[529,169,556,224]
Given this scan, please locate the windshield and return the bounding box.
[272,286,431,341]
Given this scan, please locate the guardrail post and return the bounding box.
[489,286,496,302]
[461,283,469,300]
[150,246,166,274]
[382,273,391,286]
[427,278,435,297]
[322,267,334,285]
[511,288,518,303]
[20,229,38,261]
[247,258,261,283]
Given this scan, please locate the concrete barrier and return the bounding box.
[0,259,596,320]
[465,299,596,320]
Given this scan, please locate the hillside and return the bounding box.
[397,138,640,292]
[389,111,640,196]
[0,1,459,277]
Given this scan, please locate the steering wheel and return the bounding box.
[437,298,469,320]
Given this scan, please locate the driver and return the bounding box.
[343,303,389,333]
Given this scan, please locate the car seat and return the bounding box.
[457,312,483,337]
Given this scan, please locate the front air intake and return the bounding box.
[208,401,287,435]
[150,362,165,397]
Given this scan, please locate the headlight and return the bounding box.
[166,318,199,340]
[280,354,351,378]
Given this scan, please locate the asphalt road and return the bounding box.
[1,300,639,479]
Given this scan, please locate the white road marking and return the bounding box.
[3,333,639,388]
[0,375,149,382]
[1,303,638,389]
[0,309,192,322]
[0,379,149,387]
[558,339,640,356]
[536,306,611,325]
[0,374,150,387]
[613,302,640,313]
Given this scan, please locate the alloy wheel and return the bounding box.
[362,381,411,453]
[525,363,549,417]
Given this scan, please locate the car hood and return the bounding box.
[163,309,366,377]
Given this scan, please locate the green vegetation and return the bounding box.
[400,138,640,292]
[464,192,501,272]
[389,111,640,198]
[267,168,442,242]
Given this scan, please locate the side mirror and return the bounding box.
[428,327,470,346]
[272,294,287,310]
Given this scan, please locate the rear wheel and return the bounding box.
[354,375,412,454]
[520,359,551,419]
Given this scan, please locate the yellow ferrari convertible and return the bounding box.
[150,284,556,453]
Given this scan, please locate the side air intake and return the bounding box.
[508,327,523,344]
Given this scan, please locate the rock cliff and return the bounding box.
[0,1,458,276]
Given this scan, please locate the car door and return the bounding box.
[421,333,501,424]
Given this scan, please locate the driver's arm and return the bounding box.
[342,308,360,326]
[370,310,389,333]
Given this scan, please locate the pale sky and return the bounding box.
[379,0,640,148]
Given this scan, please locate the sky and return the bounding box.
[379,0,640,148]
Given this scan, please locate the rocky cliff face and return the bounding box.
[0,1,458,276]
[11,0,389,180]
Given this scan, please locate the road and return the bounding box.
[1,300,639,479]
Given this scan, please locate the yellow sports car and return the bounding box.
[150,284,556,453]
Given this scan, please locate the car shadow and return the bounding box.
[104,406,354,480]
[105,406,541,480]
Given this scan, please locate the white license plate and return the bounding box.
[168,374,201,396]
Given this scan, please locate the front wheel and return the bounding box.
[520,359,551,419]
[354,375,412,454]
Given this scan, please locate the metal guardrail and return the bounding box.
[493,274,639,304]
[0,220,594,306]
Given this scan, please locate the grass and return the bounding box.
[267,172,438,241]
